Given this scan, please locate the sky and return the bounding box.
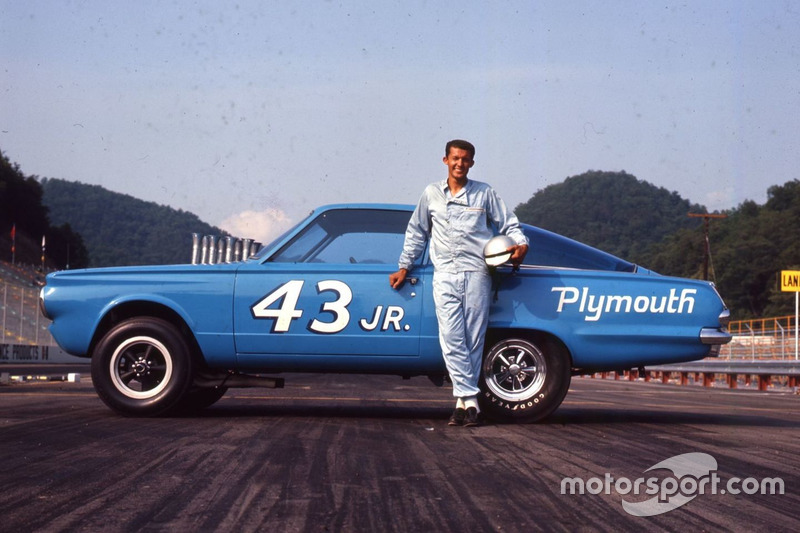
[2,1,799,244]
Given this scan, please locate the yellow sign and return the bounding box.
[781,270,800,292]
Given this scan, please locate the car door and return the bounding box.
[233,207,428,358]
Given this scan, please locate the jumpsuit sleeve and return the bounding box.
[486,188,529,246]
[397,189,432,271]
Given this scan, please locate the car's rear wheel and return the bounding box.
[480,336,571,423]
[91,317,194,416]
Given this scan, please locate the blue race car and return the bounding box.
[39,203,731,422]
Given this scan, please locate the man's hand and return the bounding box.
[508,244,529,267]
[389,268,408,289]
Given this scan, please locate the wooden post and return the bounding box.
[688,213,727,280]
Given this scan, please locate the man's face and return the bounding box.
[443,147,474,182]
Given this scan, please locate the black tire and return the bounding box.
[91,317,195,416]
[479,336,571,423]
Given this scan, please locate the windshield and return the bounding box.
[250,214,311,260]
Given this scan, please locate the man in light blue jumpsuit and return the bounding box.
[390,140,528,427]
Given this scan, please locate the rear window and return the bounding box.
[522,225,635,272]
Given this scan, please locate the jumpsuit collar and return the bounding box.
[440,178,471,205]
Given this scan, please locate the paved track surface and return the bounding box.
[1,370,798,532]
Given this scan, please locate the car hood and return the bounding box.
[45,262,241,282]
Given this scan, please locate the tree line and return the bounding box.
[0,150,88,270]
[2,148,796,320]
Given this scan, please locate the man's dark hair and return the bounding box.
[445,139,475,159]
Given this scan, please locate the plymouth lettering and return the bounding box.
[552,286,697,322]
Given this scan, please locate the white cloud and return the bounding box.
[218,208,294,245]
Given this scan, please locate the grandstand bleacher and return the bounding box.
[1,260,52,347]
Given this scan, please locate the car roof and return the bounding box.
[312,203,415,214]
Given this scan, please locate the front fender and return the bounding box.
[43,266,237,364]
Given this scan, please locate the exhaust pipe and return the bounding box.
[200,236,209,264]
[216,238,225,264]
[190,234,263,265]
[207,235,218,264]
[224,236,235,263]
[191,233,201,265]
[193,369,285,389]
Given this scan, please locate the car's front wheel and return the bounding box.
[480,336,571,423]
[91,317,194,416]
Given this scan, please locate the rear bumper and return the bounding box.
[700,327,732,357]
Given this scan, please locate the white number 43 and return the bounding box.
[251,279,352,334]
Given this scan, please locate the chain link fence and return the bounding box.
[721,316,799,360]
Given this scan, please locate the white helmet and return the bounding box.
[483,235,515,266]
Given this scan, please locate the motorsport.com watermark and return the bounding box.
[561,453,785,517]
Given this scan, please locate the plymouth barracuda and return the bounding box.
[40,203,731,422]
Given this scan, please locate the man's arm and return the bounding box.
[486,187,529,266]
[390,189,431,289]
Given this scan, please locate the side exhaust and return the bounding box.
[193,369,285,389]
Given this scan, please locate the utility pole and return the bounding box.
[688,213,727,280]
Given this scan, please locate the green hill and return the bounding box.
[514,170,707,263]
[41,178,225,267]
[642,182,800,318]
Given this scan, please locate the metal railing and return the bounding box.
[588,362,800,391]
[720,315,799,360]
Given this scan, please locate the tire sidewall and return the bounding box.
[91,317,194,416]
[479,337,571,423]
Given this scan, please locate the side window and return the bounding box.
[313,232,407,264]
[270,209,413,265]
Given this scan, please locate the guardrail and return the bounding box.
[589,360,800,392]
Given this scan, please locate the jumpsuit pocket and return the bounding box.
[455,207,486,231]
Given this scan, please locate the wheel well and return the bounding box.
[485,328,573,367]
[89,301,203,363]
